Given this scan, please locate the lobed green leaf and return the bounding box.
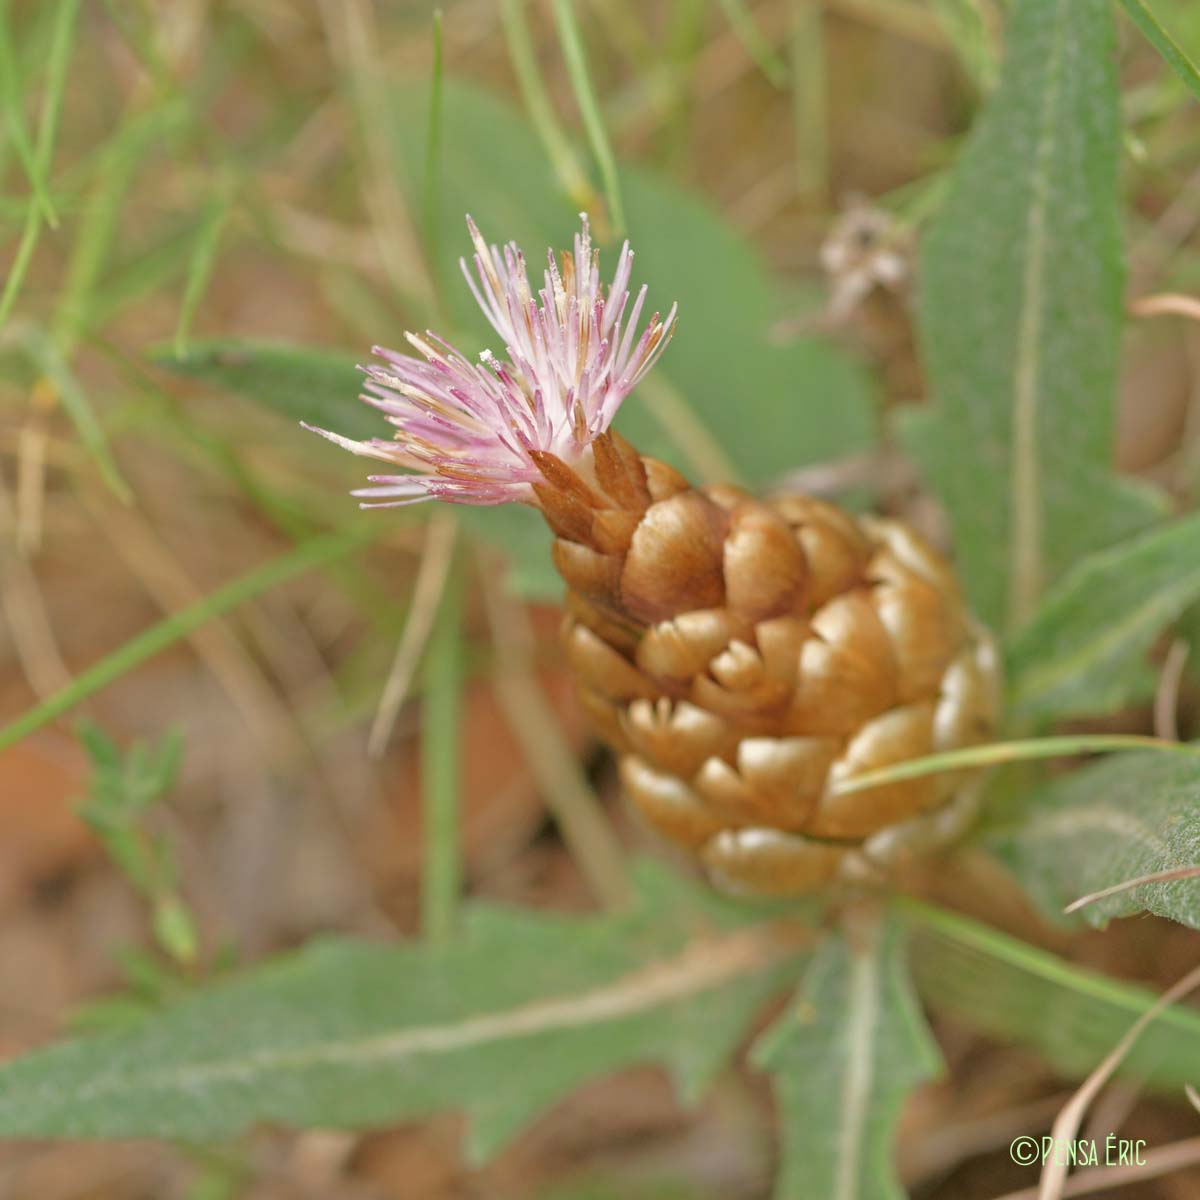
[752,912,940,1200]
[0,865,805,1157]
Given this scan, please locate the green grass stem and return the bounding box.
[0,528,377,753]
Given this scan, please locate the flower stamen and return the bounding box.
[308,214,677,508]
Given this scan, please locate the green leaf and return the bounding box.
[0,864,805,1156]
[1005,513,1200,720]
[618,177,871,485]
[983,750,1200,930]
[552,0,626,233]
[908,0,1163,635]
[76,722,183,825]
[156,339,372,438]
[751,912,940,1200]
[1120,0,1200,103]
[390,79,875,487]
[908,899,1200,1083]
[152,897,199,965]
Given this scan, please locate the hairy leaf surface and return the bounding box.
[984,751,1200,930]
[0,865,804,1156]
[753,913,940,1200]
[908,0,1162,634]
[1006,513,1200,720]
[911,901,1200,1080]
[160,339,367,437]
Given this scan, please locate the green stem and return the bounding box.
[500,0,599,213]
[0,0,59,227]
[0,0,80,333]
[718,0,788,86]
[1120,0,1200,104]
[422,8,447,310]
[899,896,1200,1028]
[421,554,465,943]
[553,0,627,235]
[791,0,828,201]
[0,528,376,752]
[173,170,236,357]
[828,734,1200,795]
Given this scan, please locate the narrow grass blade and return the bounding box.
[53,101,188,355]
[717,0,788,87]
[421,553,464,944]
[0,0,59,227]
[904,898,1200,1090]
[827,735,1200,795]
[791,0,828,201]
[1120,0,1200,103]
[422,7,446,297]
[500,0,600,212]
[552,0,626,235]
[0,0,82,333]
[929,0,996,90]
[368,511,457,759]
[21,327,132,501]
[319,0,436,315]
[173,173,236,356]
[0,528,376,753]
[26,0,78,179]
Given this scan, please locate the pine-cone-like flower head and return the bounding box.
[305,216,675,506]
[313,217,999,895]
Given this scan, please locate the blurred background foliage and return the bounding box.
[5,0,1200,1197]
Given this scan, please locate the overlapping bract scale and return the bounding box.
[545,433,999,895]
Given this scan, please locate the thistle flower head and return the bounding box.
[307,215,676,507]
